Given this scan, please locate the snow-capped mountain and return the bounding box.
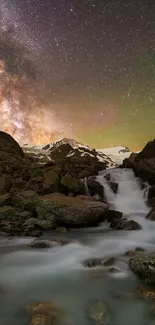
[22,139,132,166]
[97,146,132,164]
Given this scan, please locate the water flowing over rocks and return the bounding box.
[0,132,123,235]
[2,132,155,325]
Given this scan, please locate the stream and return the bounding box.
[0,168,155,325]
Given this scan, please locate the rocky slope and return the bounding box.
[122,139,155,206]
[0,132,123,236]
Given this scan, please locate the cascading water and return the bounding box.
[0,168,154,325]
[97,168,149,215]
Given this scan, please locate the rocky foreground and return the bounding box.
[1,132,155,324]
[0,132,155,237]
[0,131,120,236]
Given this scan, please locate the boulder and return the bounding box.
[11,190,38,213]
[145,208,155,221]
[42,168,60,194]
[87,300,111,325]
[148,185,155,206]
[27,238,70,249]
[23,217,54,231]
[129,255,155,284]
[36,194,109,228]
[122,139,155,184]
[110,218,141,230]
[60,173,84,195]
[0,193,12,206]
[27,301,66,325]
[0,206,16,220]
[0,174,12,194]
[83,258,102,268]
[27,239,59,249]
[105,210,122,223]
[0,131,24,157]
[87,176,104,198]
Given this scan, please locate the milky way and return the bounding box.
[0,0,155,149]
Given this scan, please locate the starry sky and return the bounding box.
[0,0,155,150]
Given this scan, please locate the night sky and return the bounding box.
[0,0,155,150]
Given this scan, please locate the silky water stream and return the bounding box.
[0,168,155,325]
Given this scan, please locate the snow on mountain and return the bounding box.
[97,146,132,164]
[22,140,132,167]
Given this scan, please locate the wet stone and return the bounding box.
[87,299,111,325]
[102,258,116,267]
[83,258,102,268]
[28,301,66,325]
[108,267,120,273]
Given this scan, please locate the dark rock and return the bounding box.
[109,181,118,193]
[87,299,111,325]
[110,218,141,230]
[129,255,155,284]
[25,230,43,237]
[102,258,116,267]
[42,168,60,194]
[146,208,155,221]
[28,238,69,249]
[36,194,109,228]
[60,173,84,195]
[122,139,155,184]
[106,210,122,223]
[27,239,58,249]
[83,258,102,268]
[54,227,67,232]
[0,131,24,157]
[108,267,120,273]
[0,174,12,194]
[0,193,12,206]
[125,250,137,257]
[104,173,111,181]
[135,247,145,252]
[0,206,16,220]
[12,190,38,213]
[0,231,8,237]
[87,176,104,198]
[23,217,55,231]
[148,185,155,206]
[18,211,33,220]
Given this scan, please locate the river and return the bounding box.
[0,168,155,325]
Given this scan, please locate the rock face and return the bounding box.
[129,255,155,284]
[0,131,24,157]
[148,185,155,207]
[36,194,109,228]
[86,174,118,202]
[122,139,155,184]
[110,218,141,230]
[145,208,155,221]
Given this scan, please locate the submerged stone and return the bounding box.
[87,300,111,325]
[28,301,66,325]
